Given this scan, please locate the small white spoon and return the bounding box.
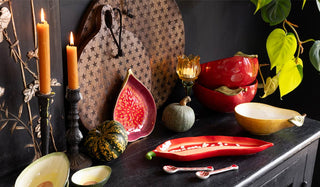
[196,164,239,179]
[163,165,214,174]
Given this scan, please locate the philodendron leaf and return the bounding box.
[266,28,297,70]
[261,0,291,26]
[302,0,306,9]
[250,0,272,14]
[279,57,303,97]
[261,75,279,98]
[309,40,320,71]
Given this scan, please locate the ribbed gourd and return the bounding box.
[162,96,195,132]
[84,120,128,162]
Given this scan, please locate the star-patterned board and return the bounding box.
[78,5,152,130]
[77,0,185,110]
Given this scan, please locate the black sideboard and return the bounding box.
[98,105,320,187]
[2,103,320,187]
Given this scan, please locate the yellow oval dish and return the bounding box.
[234,102,306,135]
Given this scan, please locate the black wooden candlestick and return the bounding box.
[36,91,55,156]
[65,88,91,170]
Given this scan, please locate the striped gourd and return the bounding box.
[84,120,128,162]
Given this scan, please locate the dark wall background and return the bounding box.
[175,0,320,120]
[0,0,65,178]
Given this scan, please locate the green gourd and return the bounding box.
[84,120,128,162]
[162,96,195,132]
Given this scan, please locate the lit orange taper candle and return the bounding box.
[37,8,51,94]
[66,32,79,89]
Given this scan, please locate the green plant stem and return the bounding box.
[284,20,302,57]
[258,65,266,87]
[284,20,315,60]
[301,38,315,44]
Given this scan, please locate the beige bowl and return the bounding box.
[234,102,306,135]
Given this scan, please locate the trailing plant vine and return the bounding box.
[251,0,320,98]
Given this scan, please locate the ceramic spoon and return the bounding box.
[196,164,239,179]
[163,165,214,174]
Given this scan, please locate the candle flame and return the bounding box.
[40,8,45,22]
[70,32,74,45]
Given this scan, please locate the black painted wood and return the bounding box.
[0,0,65,177]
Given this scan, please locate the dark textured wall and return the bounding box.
[0,0,65,177]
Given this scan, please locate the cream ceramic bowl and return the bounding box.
[234,102,305,135]
[71,165,112,187]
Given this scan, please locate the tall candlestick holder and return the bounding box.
[65,87,92,170]
[36,91,55,156]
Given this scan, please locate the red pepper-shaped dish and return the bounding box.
[146,136,273,161]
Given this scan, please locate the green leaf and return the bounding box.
[309,40,320,71]
[261,75,279,98]
[302,0,306,9]
[250,0,273,14]
[317,0,320,12]
[266,29,297,70]
[309,41,320,71]
[279,57,303,97]
[261,0,291,26]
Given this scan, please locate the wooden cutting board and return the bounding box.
[77,0,185,109]
[77,5,152,129]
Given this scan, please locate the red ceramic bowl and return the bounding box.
[198,55,259,89]
[193,80,258,113]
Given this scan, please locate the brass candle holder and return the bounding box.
[176,55,201,96]
[36,91,55,156]
[65,87,92,170]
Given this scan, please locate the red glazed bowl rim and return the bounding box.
[195,79,258,92]
[193,79,258,113]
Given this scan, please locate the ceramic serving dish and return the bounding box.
[114,69,157,142]
[193,80,258,113]
[234,102,306,135]
[146,135,273,161]
[15,152,69,187]
[197,54,259,89]
[71,165,112,187]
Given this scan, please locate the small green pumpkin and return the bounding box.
[162,96,195,132]
[84,120,128,162]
